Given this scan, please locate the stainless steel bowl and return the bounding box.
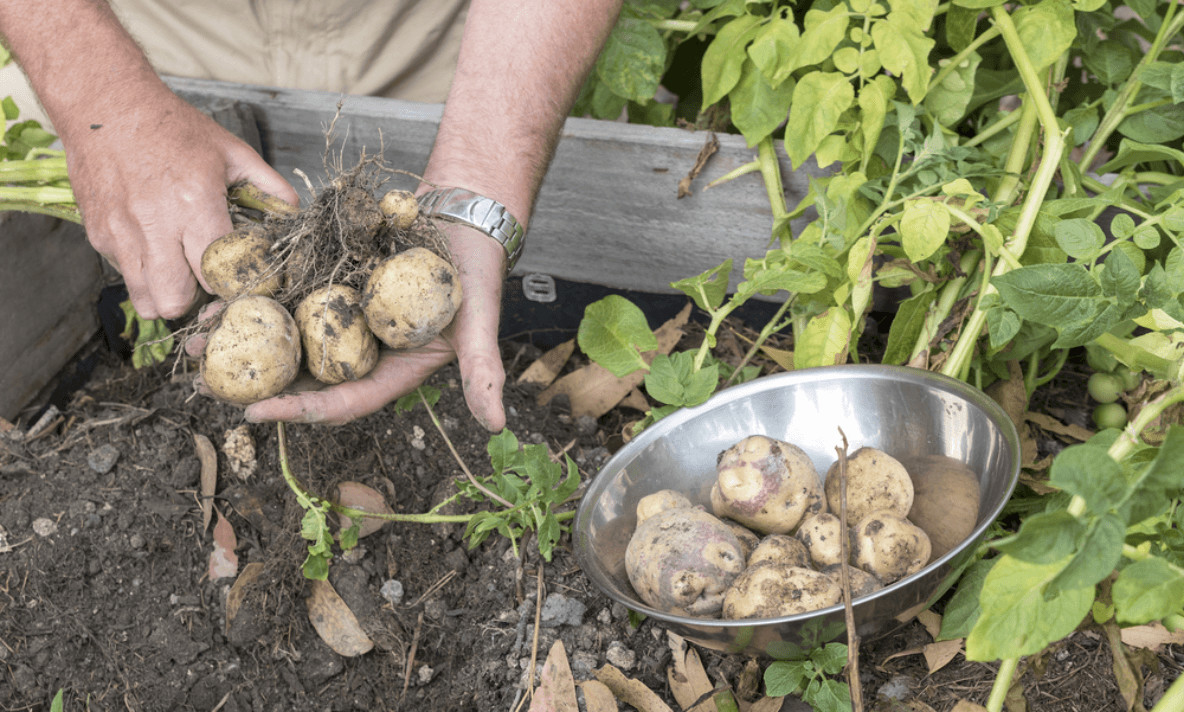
[573,365,1020,657]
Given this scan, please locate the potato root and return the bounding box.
[363,247,462,350]
[201,225,282,300]
[850,510,932,584]
[722,564,841,619]
[295,284,379,385]
[625,507,745,617]
[710,435,824,535]
[201,296,301,405]
[825,447,914,523]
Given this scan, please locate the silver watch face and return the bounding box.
[419,188,524,269]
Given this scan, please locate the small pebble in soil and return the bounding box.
[540,593,586,628]
[129,533,145,549]
[87,444,120,474]
[341,545,367,564]
[576,415,598,436]
[571,651,599,678]
[380,579,404,605]
[605,641,637,670]
[418,665,434,684]
[32,518,57,537]
[410,425,427,450]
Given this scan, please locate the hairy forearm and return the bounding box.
[0,0,166,142]
[422,0,622,226]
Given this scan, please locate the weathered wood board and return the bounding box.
[169,76,822,295]
[0,213,102,420]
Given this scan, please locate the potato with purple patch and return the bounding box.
[635,489,693,524]
[625,507,746,617]
[711,435,824,535]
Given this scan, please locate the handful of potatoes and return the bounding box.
[624,435,974,620]
[198,188,463,405]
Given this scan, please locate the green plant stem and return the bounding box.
[964,108,1023,148]
[1077,4,1184,171]
[704,159,759,190]
[417,390,515,508]
[910,250,980,364]
[723,295,794,387]
[649,18,706,34]
[0,185,76,204]
[1151,671,1184,712]
[0,155,68,181]
[986,657,1019,712]
[1092,332,1175,381]
[757,137,788,223]
[0,200,81,222]
[930,25,1001,92]
[228,181,299,216]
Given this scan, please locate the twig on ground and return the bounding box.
[836,428,864,712]
[401,611,425,701]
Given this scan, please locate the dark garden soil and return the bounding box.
[1,330,1181,712]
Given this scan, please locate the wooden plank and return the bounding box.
[169,76,824,295]
[0,213,102,420]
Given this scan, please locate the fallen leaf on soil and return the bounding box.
[747,697,788,712]
[528,639,578,712]
[208,509,238,581]
[1025,411,1094,443]
[193,432,217,531]
[595,664,675,712]
[952,701,988,712]
[335,481,394,538]
[579,680,618,712]
[305,578,374,657]
[758,344,794,372]
[881,646,926,666]
[225,561,265,636]
[985,361,1037,466]
[620,388,650,412]
[917,609,942,640]
[900,701,938,712]
[1121,622,1184,651]
[221,424,257,480]
[518,339,575,388]
[1104,618,1143,711]
[538,304,690,418]
[923,639,963,674]
[666,632,714,711]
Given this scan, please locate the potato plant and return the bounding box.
[579,0,1184,708]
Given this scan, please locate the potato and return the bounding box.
[201,224,282,300]
[635,489,694,524]
[710,435,824,535]
[295,284,379,385]
[825,447,914,523]
[819,564,883,599]
[722,564,841,619]
[903,454,981,559]
[625,507,745,617]
[363,247,462,350]
[720,519,761,562]
[201,296,301,405]
[796,512,845,568]
[849,510,932,584]
[380,189,419,230]
[747,534,811,569]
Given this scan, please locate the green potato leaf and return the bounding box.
[924,51,982,126]
[730,59,795,146]
[577,295,659,377]
[1113,557,1184,625]
[1013,0,1077,72]
[701,14,763,107]
[900,199,951,262]
[644,352,719,408]
[793,307,852,369]
[595,18,666,103]
[1053,218,1105,261]
[871,15,935,104]
[672,258,733,312]
[785,71,855,168]
[747,14,801,87]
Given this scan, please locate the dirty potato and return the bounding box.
[201,296,301,405]
[295,284,379,385]
[363,247,462,350]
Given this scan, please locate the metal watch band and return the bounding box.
[417,188,525,272]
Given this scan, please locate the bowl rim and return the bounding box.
[573,363,1022,628]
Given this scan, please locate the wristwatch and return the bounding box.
[417,188,525,272]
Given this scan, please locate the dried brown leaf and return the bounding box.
[747,698,788,712]
[952,701,988,712]
[529,640,578,712]
[1025,411,1094,443]
[194,432,217,531]
[678,133,719,199]
[305,578,374,657]
[1104,619,1143,712]
[208,509,238,581]
[225,561,265,637]
[518,339,575,388]
[666,632,714,711]
[758,344,795,372]
[1121,622,1184,652]
[923,639,963,674]
[335,481,394,538]
[620,388,650,412]
[538,303,691,418]
[917,609,943,640]
[579,680,618,712]
[595,664,675,712]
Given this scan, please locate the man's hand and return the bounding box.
[69,93,299,319]
[240,224,508,431]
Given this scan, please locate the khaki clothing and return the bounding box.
[109,0,467,103]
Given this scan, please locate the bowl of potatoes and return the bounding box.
[573,364,1020,656]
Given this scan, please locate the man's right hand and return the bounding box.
[66,91,299,320]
